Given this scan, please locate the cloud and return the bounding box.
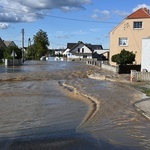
[132,4,150,12]
[91,9,110,21]
[54,31,72,39]
[0,23,9,29]
[113,10,129,17]
[0,0,92,23]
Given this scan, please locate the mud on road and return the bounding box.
[0,61,150,150]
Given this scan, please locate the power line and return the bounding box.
[0,5,119,24]
[37,13,118,24]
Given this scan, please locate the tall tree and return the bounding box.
[33,29,49,58]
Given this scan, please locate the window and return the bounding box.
[133,21,142,29]
[78,48,80,53]
[119,38,128,46]
[83,55,87,58]
[82,48,84,53]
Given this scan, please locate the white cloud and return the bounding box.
[0,23,9,29]
[133,4,150,12]
[55,31,72,39]
[113,10,129,17]
[91,14,102,21]
[101,10,110,18]
[91,9,110,21]
[0,0,92,23]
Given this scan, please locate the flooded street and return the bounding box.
[0,61,150,150]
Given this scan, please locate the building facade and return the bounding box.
[66,41,105,60]
[110,8,150,66]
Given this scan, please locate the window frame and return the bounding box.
[119,37,128,46]
[133,21,143,29]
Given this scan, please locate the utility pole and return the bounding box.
[28,38,32,60]
[22,28,24,63]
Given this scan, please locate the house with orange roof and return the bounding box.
[109,7,150,66]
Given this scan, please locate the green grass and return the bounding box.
[141,88,150,96]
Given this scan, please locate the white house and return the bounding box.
[66,41,105,60]
[69,41,93,59]
[141,37,150,71]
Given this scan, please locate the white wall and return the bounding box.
[142,38,150,72]
[71,43,92,53]
[94,49,108,55]
[69,43,92,59]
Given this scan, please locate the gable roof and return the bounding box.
[127,8,150,19]
[0,38,6,49]
[67,41,103,52]
[3,41,17,47]
[69,41,93,52]
[67,43,77,49]
[89,44,103,50]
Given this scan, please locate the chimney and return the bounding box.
[143,7,150,14]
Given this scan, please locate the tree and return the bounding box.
[0,47,6,59]
[111,49,135,65]
[27,45,36,60]
[33,29,49,59]
[4,46,22,59]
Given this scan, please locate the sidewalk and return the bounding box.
[88,71,150,121]
[135,99,150,120]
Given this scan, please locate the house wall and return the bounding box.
[70,54,92,59]
[141,38,150,71]
[70,43,92,59]
[94,49,108,55]
[110,18,150,66]
[0,39,6,49]
[71,43,92,53]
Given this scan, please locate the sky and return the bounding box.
[0,0,150,49]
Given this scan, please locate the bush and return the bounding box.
[111,49,135,65]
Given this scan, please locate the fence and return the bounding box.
[133,71,150,81]
[86,60,119,73]
[5,59,22,66]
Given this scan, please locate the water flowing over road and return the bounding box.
[0,60,150,150]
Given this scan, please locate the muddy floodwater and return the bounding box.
[0,60,150,150]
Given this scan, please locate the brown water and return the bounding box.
[0,61,150,150]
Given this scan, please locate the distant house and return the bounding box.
[109,7,150,66]
[65,41,107,60]
[48,48,65,56]
[0,38,7,49]
[3,41,17,47]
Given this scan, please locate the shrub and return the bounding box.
[111,49,135,65]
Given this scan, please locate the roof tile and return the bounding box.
[127,8,150,19]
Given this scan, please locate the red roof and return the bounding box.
[127,8,150,19]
